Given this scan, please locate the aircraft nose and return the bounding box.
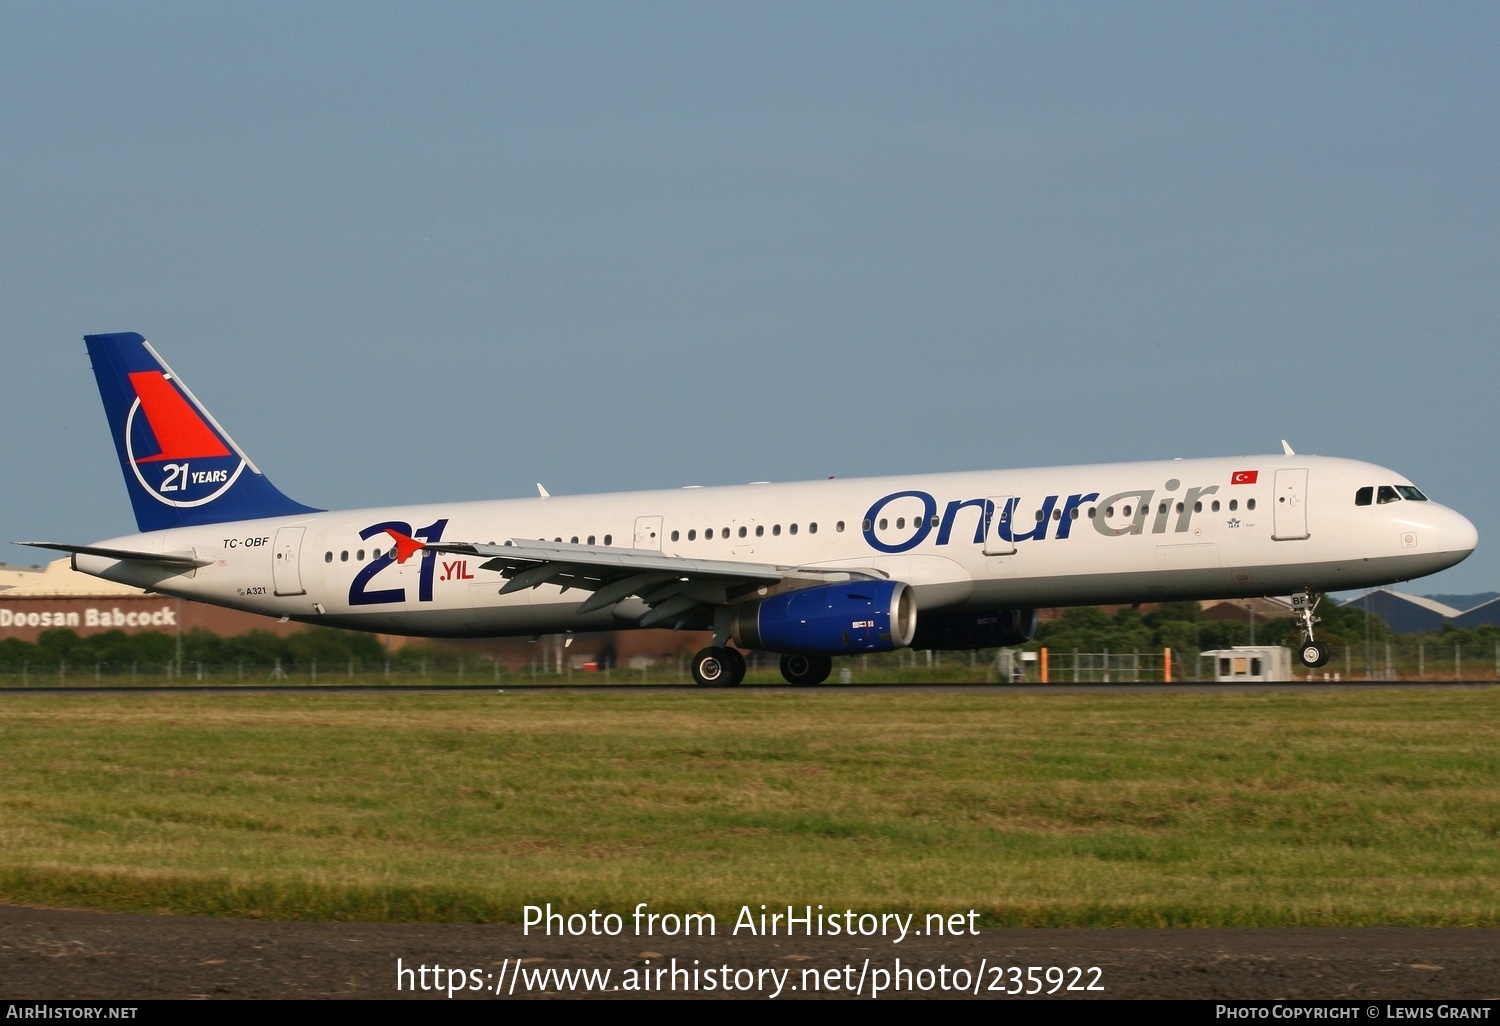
[1439,507,1479,557]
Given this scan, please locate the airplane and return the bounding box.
[21,332,1479,686]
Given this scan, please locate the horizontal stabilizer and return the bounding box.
[17,541,211,569]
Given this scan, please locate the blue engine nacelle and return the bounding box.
[908,608,1038,651]
[730,581,917,654]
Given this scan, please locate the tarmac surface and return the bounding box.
[1,905,1496,1000]
[3,681,1497,696]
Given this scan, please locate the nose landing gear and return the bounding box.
[1293,590,1330,668]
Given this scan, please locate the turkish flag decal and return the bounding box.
[1231,470,1259,485]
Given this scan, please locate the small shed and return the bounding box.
[1200,646,1293,682]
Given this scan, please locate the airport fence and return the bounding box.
[1,640,1497,686]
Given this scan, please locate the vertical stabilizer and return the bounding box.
[85,332,321,532]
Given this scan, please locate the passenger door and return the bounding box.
[1272,469,1310,540]
[272,526,306,596]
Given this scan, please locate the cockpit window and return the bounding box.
[1355,487,1373,506]
[1396,485,1428,501]
[1377,486,1401,504]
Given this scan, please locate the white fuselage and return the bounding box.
[74,453,1478,641]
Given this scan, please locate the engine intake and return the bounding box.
[731,580,917,654]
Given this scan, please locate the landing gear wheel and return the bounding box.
[1291,590,1328,669]
[690,648,732,690]
[780,653,833,686]
[725,647,746,686]
[1299,641,1330,668]
[691,647,732,687]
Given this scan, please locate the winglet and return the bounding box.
[537,483,550,498]
[1281,440,1296,456]
[384,528,426,564]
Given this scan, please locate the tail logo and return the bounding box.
[123,370,247,507]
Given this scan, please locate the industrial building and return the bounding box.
[0,559,304,644]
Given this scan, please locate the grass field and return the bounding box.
[1,687,1496,927]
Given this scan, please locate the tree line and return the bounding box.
[1028,600,1500,661]
[2,601,1497,674]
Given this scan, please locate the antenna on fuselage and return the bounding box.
[1281,440,1296,456]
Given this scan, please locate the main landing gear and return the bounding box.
[1293,589,1330,668]
[780,653,833,686]
[691,646,746,687]
[689,648,837,686]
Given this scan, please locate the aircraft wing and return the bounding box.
[416,537,882,629]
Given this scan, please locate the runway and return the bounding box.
[1,680,1495,697]
[1,905,1495,1000]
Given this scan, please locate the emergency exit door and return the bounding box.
[983,496,1018,556]
[634,516,663,551]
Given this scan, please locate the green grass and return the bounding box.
[0,688,1497,926]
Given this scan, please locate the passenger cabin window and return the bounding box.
[1378,486,1401,504]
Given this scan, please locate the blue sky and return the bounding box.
[3,2,1496,596]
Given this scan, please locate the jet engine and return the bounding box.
[730,580,917,654]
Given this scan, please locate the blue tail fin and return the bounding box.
[85,332,322,532]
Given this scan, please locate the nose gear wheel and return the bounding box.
[1292,590,1330,668]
